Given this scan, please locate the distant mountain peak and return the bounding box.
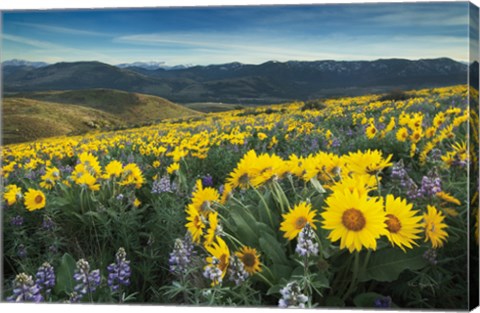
[116,61,194,71]
[2,59,49,68]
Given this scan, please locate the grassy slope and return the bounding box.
[3,89,201,144]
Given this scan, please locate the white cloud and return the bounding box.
[12,22,110,36]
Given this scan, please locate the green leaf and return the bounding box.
[358,248,428,282]
[270,264,293,282]
[325,296,345,307]
[258,231,289,265]
[53,253,77,295]
[267,284,282,295]
[353,292,385,307]
[229,208,259,246]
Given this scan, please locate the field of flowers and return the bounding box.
[2,84,478,309]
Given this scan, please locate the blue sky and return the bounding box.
[1,2,471,65]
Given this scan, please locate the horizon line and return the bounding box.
[1,56,470,68]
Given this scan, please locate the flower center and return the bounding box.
[241,253,256,267]
[239,174,250,186]
[385,214,402,233]
[35,195,43,204]
[342,208,366,231]
[194,215,202,228]
[219,254,228,271]
[295,217,307,229]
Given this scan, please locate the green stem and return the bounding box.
[342,251,360,302]
[361,250,372,277]
[251,185,275,228]
[222,232,244,249]
[255,272,274,288]
[274,181,291,210]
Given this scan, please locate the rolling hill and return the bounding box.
[2,89,201,144]
[3,58,468,104]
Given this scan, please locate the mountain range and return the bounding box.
[3,58,468,103]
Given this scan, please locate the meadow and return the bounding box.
[1,84,477,309]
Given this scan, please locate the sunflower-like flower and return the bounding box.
[78,152,101,176]
[103,160,123,179]
[327,173,378,197]
[250,153,289,187]
[226,150,258,189]
[185,205,205,244]
[189,180,220,217]
[40,167,61,190]
[365,124,377,139]
[235,246,262,275]
[396,127,409,142]
[4,184,22,206]
[75,172,100,191]
[436,191,461,206]
[280,202,318,240]
[167,162,180,174]
[24,189,46,212]
[205,237,230,281]
[302,151,345,183]
[321,189,387,253]
[345,149,393,176]
[204,211,221,247]
[423,205,448,248]
[119,163,144,189]
[384,195,423,252]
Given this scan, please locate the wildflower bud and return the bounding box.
[10,215,24,227]
[73,259,101,296]
[7,273,43,303]
[278,281,309,308]
[169,233,194,275]
[374,296,392,308]
[35,262,56,295]
[228,256,249,286]
[295,223,319,257]
[107,247,131,291]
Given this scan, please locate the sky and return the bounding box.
[0,1,474,66]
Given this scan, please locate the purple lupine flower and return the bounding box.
[228,255,249,286]
[374,296,392,308]
[417,170,442,198]
[42,216,55,231]
[278,281,309,308]
[59,165,73,175]
[67,291,81,303]
[10,215,24,227]
[391,160,419,199]
[423,249,438,265]
[331,137,341,148]
[48,245,58,254]
[7,273,43,303]
[218,184,225,196]
[107,247,131,292]
[152,175,175,194]
[35,262,56,295]
[169,233,195,275]
[73,259,101,296]
[202,174,214,188]
[17,244,27,259]
[295,223,319,257]
[203,257,223,285]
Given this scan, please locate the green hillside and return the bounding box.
[3,89,201,144]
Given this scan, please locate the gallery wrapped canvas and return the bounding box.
[1,1,479,311]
